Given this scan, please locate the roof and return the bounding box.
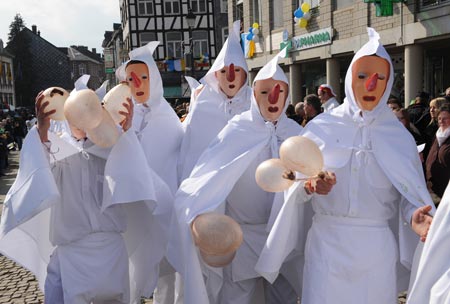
[68,46,103,63]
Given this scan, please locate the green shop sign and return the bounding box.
[291,27,333,51]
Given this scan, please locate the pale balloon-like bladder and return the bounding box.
[191,213,243,268]
[42,87,70,121]
[279,136,324,177]
[87,109,120,148]
[255,158,295,192]
[103,83,131,125]
[64,89,103,130]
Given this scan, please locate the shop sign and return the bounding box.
[291,27,333,51]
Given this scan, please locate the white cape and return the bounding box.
[0,127,173,303]
[168,92,302,303]
[407,181,450,304]
[256,28,434,294]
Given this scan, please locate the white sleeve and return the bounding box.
[400,195,417,225]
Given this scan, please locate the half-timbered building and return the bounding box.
[119,0,229,98]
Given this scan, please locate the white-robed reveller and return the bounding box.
[0,93,173,303]
[116,41,183,194]
[256,28,434,304]
[168,47,302,304]
[177,20,252,182]
[116,41,184,304]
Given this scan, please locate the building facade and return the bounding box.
[103,23,126,87]
[66,46,105,90]
[118,0,228,98]
[6,25,72,109]
[232,0,450,106]
[0,40,16,111]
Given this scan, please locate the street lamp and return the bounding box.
[185,8,196,77]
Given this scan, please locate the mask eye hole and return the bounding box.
[357,73,366,79]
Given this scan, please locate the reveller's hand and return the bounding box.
[411,205,433,242]
[119,97,134,132]
[35,91,55,142]
[304,171,336,195]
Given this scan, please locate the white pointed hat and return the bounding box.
[95,80,109,100]
[253,47,288,84]
[115,41,165,105]
[201,20,248,92]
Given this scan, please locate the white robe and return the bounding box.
[178,84,252,182]
[255,28,434,304]
[0,127,173,303]
[321,96,340,113]
[407,182,450,304]
[168,92,302,304]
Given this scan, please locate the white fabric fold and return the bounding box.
[255,27,434,296]
[0,126,170,303]
[407,182,450,304]
[169,82,301,303]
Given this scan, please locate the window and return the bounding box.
[190,0,206,13]
[79,63,86,75]
[335,0,354,10]
[270,0,283,29]
[252,0,261,25]
[138,0,154,16]
[140,32,157,46]
[422,0,449,7]
[192,31,208,58]
[236,3,244,20]
[166,32,182,58]
[304,0,320,9]
[222,27,229,44]
[221,0,228,13]
[164,0,180,14]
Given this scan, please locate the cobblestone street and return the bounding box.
[0,151,44,304]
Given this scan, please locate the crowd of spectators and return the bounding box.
[0,107,35,176]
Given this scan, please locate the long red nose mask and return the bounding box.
[226,63,235,82]
[365,73,378,91]
[130,71,142,88]
[268,84,280,105]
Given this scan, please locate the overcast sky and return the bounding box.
[0,0,120,53]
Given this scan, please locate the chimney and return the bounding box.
[32,25,37,34]
[92,48,97,54]
[38,30,41,36]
